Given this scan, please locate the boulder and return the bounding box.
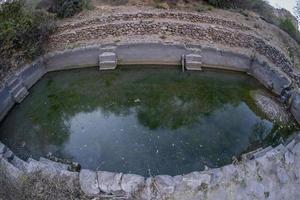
[97,171,124,194]
[79,169,100,197]
[121,173,145,195]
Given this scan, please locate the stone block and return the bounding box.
[79,169,100,197]
[154,175,176,196]
[0,157,24,185]
[3,148,14,161]
[26,158,79,190]
[11,156,29,171]
[39,157,70,170]
[97,171,123,194]
[121,173,145,194]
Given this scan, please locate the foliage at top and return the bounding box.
[0,0,55,79]
[49,0,91,18]
[205,0,300,44]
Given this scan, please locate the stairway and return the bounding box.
[6,75,29,103]
[99,46,117,70]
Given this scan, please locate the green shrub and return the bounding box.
[279,18,300,43]
[50,0,91,18]
[0,0,55,79]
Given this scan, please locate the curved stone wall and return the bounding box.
[0,42,300,199]
[49,12,300,88]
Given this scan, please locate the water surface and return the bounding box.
[0,68,297,176]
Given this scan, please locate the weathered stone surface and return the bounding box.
[39,157,70,170]
[79,169,100,197]
[3,148,14,161]
[0,157,24,184]
[154,175,176,197]
[11,155,29,171]
[139,177,154,200]
[97,171,123,194]
[0,142,7,154]
[291,90,300,125]
[251,90,290,123]
[121,173,145,195]
[26,158,79,190]
[250,60,292,96]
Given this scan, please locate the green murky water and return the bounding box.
[0,68,297,176]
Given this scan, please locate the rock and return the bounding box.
[156,2,170,10]
[11,156,29,171]
[139,177,154,200]
[245,181,265,199]
[121,174,145,195]
[79,169,100,197]
[97,171,124,194]
[0,157,24,185]
[0,142,6,154]
[276,167,289,185]
[39,157,70,171]
[182,171,211,191]
[154,175,176,197]
[3,148,14,161]
[27,158,79,191]
[251,90,290,123]
[284,151,294,165]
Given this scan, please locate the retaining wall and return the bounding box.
[0,42,299,122]
[0,42,300,199]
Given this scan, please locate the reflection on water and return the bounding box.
[0,68,297,176]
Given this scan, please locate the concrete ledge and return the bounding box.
[116,43,187,65]
[45,46,100,71]
[250,58,292,96]
[201,47,251,72]
[17,59,47,89]
[0,86,14,121]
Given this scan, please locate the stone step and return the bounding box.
[253,146,273,158]
[273,144,286,153]
[99,52,117,70]
[26,158,79,190]
[39,157,70,171]
[11,156,29,171]
[185,54,202,62]
[0,157,24,182]
[185,61,203,70]
[286,139,296,150]
[185,54,202,71]
[6,76,21,90]
[100,46,117,53]
[2,146,14,161]
[0,142,7,154]
[13,87,29,103]
[241,147,263,160]
[10,83,24,96]
[100,52,117,60]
